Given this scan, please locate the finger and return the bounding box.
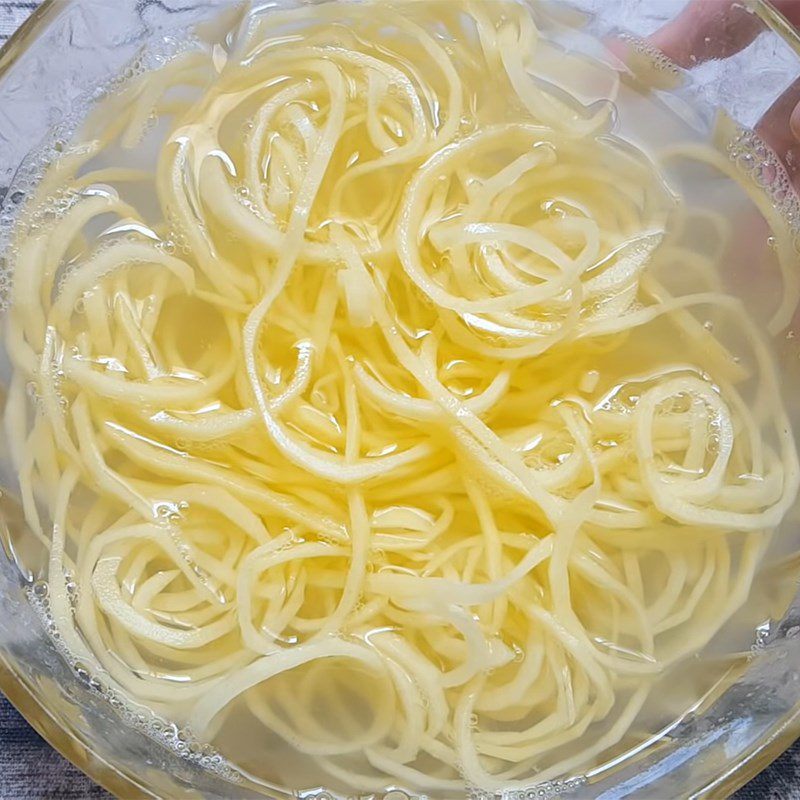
[773,0,800,29]
[648,0,763,68]
[756,77,800,181]
[648,0,800,68]
[775,0,800,145]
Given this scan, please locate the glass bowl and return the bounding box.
[1,0,800,797]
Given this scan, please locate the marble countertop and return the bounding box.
[0,1,797,797]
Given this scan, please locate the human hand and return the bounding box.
[650,0,800,179]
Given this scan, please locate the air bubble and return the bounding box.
[727,125,800,236]
[616,32,680,77]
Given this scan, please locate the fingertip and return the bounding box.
[648,0,762,69]
[602,35,628,65]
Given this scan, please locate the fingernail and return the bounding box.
[790,102,800,142]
